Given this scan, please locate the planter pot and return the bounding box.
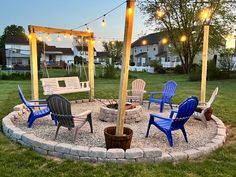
[104,126,133,150]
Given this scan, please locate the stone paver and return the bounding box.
[70,146,89,157]
[143,147,162,158]
[55,143,73,154]
[169,152,188,161]
[89,147,106,159]
[107,148,125,159]
[125,148,143,159]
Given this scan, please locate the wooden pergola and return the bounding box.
[28,25,95,101]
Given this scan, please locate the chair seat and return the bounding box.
[73,115,88,127]
[149,98,162,103]
[154,118,172,130]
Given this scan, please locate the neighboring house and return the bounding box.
[40,46,74,65]
[4,35,30,68]
[131,31,221,68]
[95,51,111,64]
[73,46,97,62]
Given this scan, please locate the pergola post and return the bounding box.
[200,25,209,103]
[29,32,39,100]
[116,0,135,136]
[88,35,95,100]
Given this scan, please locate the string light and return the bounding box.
[57,35,61,41]
[199,7,212,22]
[38,36,43,41]
[161,37,168,45]
[102,15,106,27]
[111,40,115,45]
[142,39,147,45]
[156,8,165,19]
[180,35,187,42]
[28,34,32,39]
[46,35,51,42]
[128,7,132,15]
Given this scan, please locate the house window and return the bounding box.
[153,48,156,51]
[140,49,142,52]
[135,49,136,53]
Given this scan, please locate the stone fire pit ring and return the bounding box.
[99,104,143,123]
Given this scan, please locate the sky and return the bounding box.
[0,0,153,51]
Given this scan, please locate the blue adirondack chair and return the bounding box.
[146,96,198,147]
[18,85,57,128]
[148,80,177,112]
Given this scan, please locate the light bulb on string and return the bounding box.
[111,39,115,45]
[180,35,187,42]
[28,34,32,39]
[161,37,168,45]
[156,8,165,19]
[57,35,61,41]
[46,35,51,42]
[38,35,43,42]
[102,15,106,27]
[85,24,91,33]
[142,39,147,45]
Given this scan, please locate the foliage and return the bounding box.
[174,65,184,74]
[101,64,117,79]
[150,60,166,74]
[218,48,235,78]
[1,74,236,176]
[0,71,40,80]
[207,60,221,80]
[102,41,123,64]
[0,25,26,49]
[74,55,86,65]
[189,64,202,81]
[138,0,236,74]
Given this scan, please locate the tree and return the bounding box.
[102,40,123,64]
[0,25,26,49]
[218,48,235,78]
[138,0,236,74]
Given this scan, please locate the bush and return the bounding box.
[150,60,166,74]
[189,64,201,81]
[0,71,35,80]
[174,65,184,74]
[130,62,135,66]
[207,60,221,80]
[101,64,117,79]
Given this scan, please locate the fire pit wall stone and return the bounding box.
[99,105,143,123]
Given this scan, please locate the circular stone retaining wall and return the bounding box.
[99,105,143,123]
[2,103,227,163]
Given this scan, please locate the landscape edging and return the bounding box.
[1,103,227,163]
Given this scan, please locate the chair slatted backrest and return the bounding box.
[162,80,177,102]
[171,96,198,130]
[132,79,146,96]
[18,85,32,109]
[47,94,74,128]
[207,87,218,107]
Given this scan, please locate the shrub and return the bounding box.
[101,64,117,79]
[189,64,201,81]
[150,60,166,74]
[0,71,33,80]
[174,65,184,74]
[207,60,221,80]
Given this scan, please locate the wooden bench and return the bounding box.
[40,77,90,95]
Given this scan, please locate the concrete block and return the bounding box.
[89,147,107,159]
[40,140,58,151]
[169,152,188,161]
[106,148,125,159]
[125,148,143,159]
[143,147,162,158]
[55,143,73,154]
[184,149,201,160]
[70,145,89,157]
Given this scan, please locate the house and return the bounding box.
[4,35,30,68]
[131,31,221,68]
[95,51,111,64]
[40,46,74,65]
[3,35,74,69]
[73,46,97,62]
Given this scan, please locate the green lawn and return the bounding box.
[0,71,236,177]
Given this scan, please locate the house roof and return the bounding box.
[131,31,167,48]
[135,52,147,57]
[44,46,73,55]
[156,51,167,57]
[96,52,110,58]
[75,46,96,52]
[5,35,29,45]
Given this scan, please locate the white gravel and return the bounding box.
[13,101,217,153]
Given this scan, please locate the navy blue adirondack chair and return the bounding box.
[148,80,177,112]
[18,85,57,128]
[146,96,198,147]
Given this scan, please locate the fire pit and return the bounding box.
[99,103,143,124]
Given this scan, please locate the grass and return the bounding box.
[0,70,236,177]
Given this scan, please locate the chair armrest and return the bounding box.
[73,110,91,118]
[28,104,48,108]
[150,92,162,95]
[169,110,178,119]
[29,100,46,103]
[127,90,132,92]
[199,102,207,105]
[150,113,170,120]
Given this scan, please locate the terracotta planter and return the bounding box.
[104,126,133,150]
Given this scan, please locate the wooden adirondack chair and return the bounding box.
[126,79,146,104]
[46,94,93,141]
[146,96,198,147]
[193,87,218,127]
[148,80,177,112]
[18,85,57,128]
